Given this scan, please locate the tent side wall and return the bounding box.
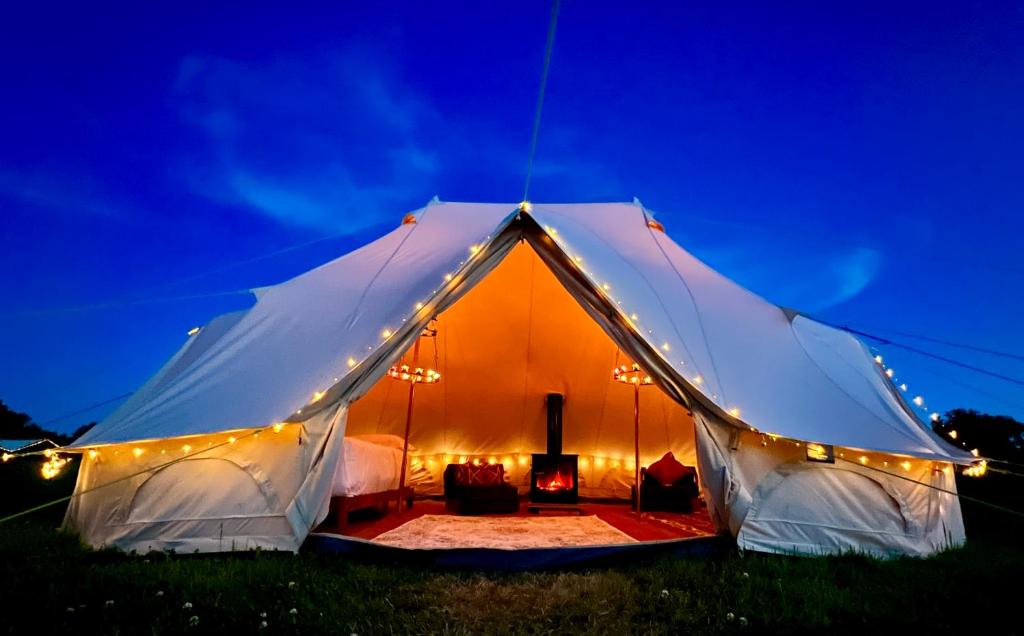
[63,405,347,553]
[693,411,966,557]
[65,214,526,553]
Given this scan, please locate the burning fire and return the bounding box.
[536,470,574,491]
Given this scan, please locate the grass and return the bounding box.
[0,463,1021,634]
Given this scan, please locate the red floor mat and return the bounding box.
[319,499,718,544]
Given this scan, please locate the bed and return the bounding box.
[325,435,416,532]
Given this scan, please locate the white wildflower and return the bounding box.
[289,608,298,615]
[726,612,735,621]
[66,607,75,613]
[739,616,748,627]
[260,612,267,618]
[156,590,164,597]
[183,602,193,610]
[288,581,297,589]
[742,571,749,578]
[660,589,669,598]
[260,621,268,629]
[105,600,114,607]
[189,615,199,627]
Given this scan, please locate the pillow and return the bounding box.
[645,451,692,486]
[346,434,416,452]
[452,463,505,487]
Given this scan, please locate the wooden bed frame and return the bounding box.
[325,486,415,533]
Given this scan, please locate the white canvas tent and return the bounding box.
[65,200,973,557]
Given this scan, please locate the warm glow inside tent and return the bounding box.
[64,201,974,558]
[346,241,696,500]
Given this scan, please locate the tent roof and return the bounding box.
[73,201,968,461]
[0,438,57,453]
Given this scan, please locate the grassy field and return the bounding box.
[0,464,1021,635]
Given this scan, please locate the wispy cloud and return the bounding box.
[174,49,441,232]
[690,236,883,312]
[0,170,120,218]
[825,247,882,308]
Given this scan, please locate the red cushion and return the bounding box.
[452,463,504,487]
[645,452,692,486]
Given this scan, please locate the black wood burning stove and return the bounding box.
[530,393,579,503]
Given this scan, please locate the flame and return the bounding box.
[536,469,575,492]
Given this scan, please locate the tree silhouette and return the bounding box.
[932,408,1024,463]
[0,400,94,446]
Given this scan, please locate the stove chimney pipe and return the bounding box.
[546,393,563,455]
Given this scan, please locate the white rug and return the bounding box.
[371,514,637,550]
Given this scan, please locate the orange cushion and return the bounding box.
[646,452,692,486]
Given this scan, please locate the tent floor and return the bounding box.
[306,499,730,570]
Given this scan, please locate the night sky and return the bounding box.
[2,2,1022,434]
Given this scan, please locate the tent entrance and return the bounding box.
[345,240,698,500]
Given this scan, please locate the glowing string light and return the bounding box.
[40,455,68,479]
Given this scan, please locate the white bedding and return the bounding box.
[331,435,406,497]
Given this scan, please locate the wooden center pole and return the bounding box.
[634,382,641,516]
[397,337,421,508]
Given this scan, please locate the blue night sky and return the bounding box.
[1,2,1022,433]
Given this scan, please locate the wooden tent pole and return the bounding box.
[634,382,641,516]
[397,337,421,508]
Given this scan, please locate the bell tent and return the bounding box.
[65,200,973,557]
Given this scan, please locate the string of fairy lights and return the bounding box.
[2,203,990,489]
[872,353,987,476]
